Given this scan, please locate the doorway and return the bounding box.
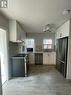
[0,28,8,84]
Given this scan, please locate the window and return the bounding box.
[25,39,35,52]
[43,39,52,49]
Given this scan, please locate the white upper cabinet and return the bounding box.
[9,20,26,42]
[56,20,70,39]
[20,26,26,41]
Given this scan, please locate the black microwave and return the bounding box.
[27,48,33,52]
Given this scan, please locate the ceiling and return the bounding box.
[1,0,71,33]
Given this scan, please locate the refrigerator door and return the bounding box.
[56,37,68,78]
[61,37,68,62]
[56,37,68,62]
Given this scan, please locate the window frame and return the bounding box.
[43,39,52,49]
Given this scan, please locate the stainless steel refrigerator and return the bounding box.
[56,37,68,78]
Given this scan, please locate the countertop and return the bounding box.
[11,53,29,58]
[27,51,56,54]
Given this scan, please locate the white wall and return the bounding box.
[0,12,9,31]
[27,33,55,51]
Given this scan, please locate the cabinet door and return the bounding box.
[48,52,56,65]
[17,23,21,40]
[9,20,25,42]
[53,52,56,64]
[21,30,26,41]
[47,53,51,64]
[9,20,17,41]
[17,23,26,41]
[48,52,54,64]
[43,53,49,64]
[43,52,56,65]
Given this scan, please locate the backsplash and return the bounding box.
[9,42,20,57]
[35,45,42,52]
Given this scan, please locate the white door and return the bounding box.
[0,28,8,84]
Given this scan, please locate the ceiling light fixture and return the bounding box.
[63,9,71,15]
[62,9,71,19]
[43,24,51,32]
[43,24,55,33]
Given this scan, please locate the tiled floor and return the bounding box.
[3,65,71,95]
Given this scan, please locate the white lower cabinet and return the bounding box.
[43,53,49,64]
[28,52,56,65]
[43,52,56,65]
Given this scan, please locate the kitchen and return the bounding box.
[8,20,56,78]
[0,0,71,95]
[8,19,71,80]
[1,18,71,95]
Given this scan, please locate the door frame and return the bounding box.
[0,28,9,84]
